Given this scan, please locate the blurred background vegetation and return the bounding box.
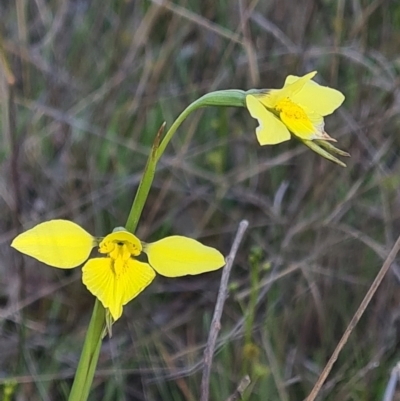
[1,0,400,400]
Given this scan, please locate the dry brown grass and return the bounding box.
[1,0,400,400]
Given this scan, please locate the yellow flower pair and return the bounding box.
[246,71,348,166]
[11,71,347,320]
[12,220,225,320]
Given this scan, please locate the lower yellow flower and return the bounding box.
[246,71,345,144]
[11,220,225,320]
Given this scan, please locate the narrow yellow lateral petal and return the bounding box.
[144,236,225,278]
[257,72,317,108]
[282,71,317,97]
[286,75,345,116]
[246,95,290,145]
[82,258,155,320]
[11,219,95,268]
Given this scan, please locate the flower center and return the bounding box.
[275,97,308,122]
[98,231,142,278]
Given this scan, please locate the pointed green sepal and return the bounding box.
[300,139,347,167]
[314,140,350,157]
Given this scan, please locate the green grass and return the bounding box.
[2,0,400,400]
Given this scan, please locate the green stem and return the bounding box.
[67,299,105,401]
[68,88,246,401]
[125,89,245,232]
[79,336,103,401]
[155,90,245,162]
[124,131,159,233]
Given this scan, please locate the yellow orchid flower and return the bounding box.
[246,71,348,165]
[246,71,345,144]
[11,220,225,320]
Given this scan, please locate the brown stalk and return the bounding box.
[306,233,400,401]
[200,220,249,401]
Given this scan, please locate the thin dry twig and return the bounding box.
[225,375,251,401]
[200,220,249,401]
[306,233,400,401]
[238,0,259,86]
[382,362,400,401]
[151,0,243,44]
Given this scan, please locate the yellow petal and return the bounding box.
[99,231,142,256]
[256,72,317,108]
[279,105,327,140]
[82,258,155,320]
[279,112,314,139]
[246,95,290,145]
[282,71,317,96]
[11,219,95,268]
[285,74,345,116]
[144,236,225,277]
[254,89,279,109]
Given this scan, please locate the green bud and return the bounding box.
[194,90,246,108]
[112,226,127,233]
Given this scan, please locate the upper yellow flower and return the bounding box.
[246,71,345,146]
[11,220,225,320]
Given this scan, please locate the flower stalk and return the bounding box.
[66,91,246,400]
[67,299,105,401]
[125,90,246,232]
[9,90,240,401]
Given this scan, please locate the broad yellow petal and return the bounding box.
[144,236,225,277]
[285,75,345,116]
[246,95,290,145]
[82,258,155,320]
[11,219,95,268]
